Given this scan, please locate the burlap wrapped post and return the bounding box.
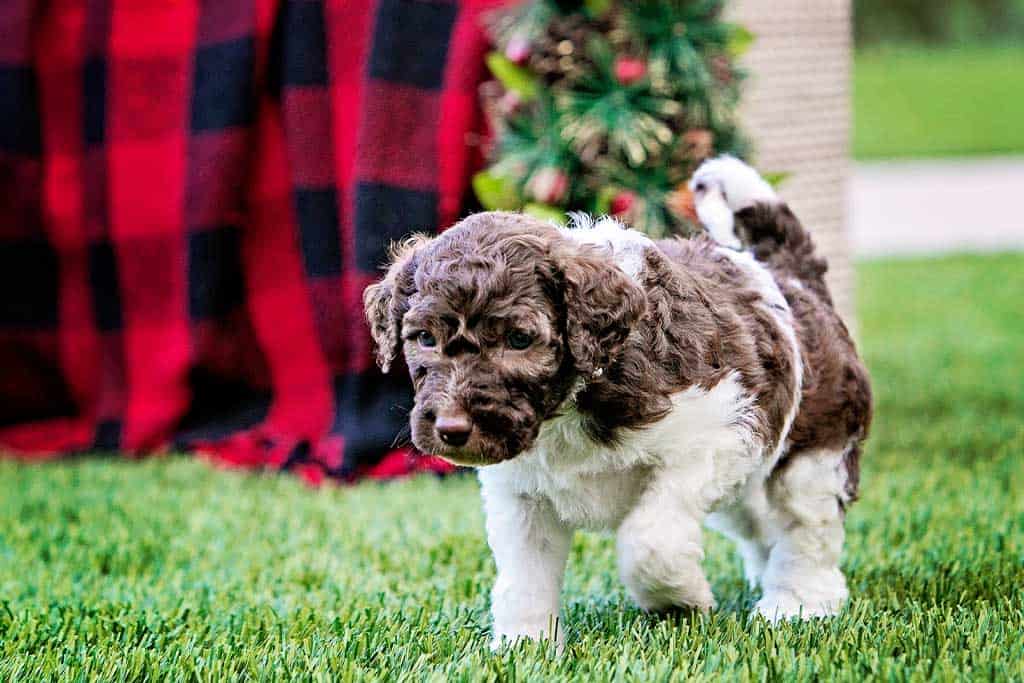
[728,0,855,323]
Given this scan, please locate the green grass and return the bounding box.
[854,46,1024,159]
[2,253,1023,680]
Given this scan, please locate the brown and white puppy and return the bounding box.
[364,157,871,648]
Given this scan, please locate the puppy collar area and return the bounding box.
[562,367,605,407]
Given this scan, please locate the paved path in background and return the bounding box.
[849,158,1024,258]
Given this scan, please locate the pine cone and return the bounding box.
[709,53,734,84]
[683,128,715,161]
[528,13,605,86]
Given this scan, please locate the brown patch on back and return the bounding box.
[734,202,873,500]
[576,235,800,453]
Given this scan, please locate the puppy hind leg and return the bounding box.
[756,450,851,622]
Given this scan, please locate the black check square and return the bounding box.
[191,37,255,131]
[332,370,412,468]
[0,240,59,328]
[354,181,437,272]
[188,225,245,319]
[368,0,456,90]
[83,57,107,146]
[279,0,329,86]
[0,66,42,155]
[88,242,123,331]
[93,419,123,451]
[295,188,342,277]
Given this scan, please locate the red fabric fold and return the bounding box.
[0,0,504,481]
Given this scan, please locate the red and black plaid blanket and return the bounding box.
[0,0,505,482]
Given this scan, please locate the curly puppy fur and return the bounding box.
[364,157,871,648]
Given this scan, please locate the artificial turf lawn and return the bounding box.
[854,46,1024,159]
[1,253,1022,680]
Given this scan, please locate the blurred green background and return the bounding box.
[853,0,1024,159]
[855,0,1024,45]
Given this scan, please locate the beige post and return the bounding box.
[728,0,855,322]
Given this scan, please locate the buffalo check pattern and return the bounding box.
[0,0,504,483]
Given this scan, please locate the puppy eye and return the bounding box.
[506,330,534,350]
[417,331,437,348]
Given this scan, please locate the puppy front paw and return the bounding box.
[618,529,717,615]
[628,575,717,614]
[689,155,777,214]
[755,586,847,623]
[490,620,564,653]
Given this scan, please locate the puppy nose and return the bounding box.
[435,410,472,447]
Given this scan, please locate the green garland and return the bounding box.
[475,0,753,237]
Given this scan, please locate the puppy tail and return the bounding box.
[688,155,829,290]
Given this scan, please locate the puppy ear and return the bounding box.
[363,235,433,373]
[557,244,646,377]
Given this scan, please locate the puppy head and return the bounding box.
[364,211,645,466]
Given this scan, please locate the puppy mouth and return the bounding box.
[412,424,531,467]
[433,448,506,467]
[410,399,542,467]
[416,438,520,467]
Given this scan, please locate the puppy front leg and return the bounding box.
[616,475,715,613]
[481,480,572,649]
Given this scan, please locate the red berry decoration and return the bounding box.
[613,56,647,85]
[526,167,569,204]
[498,90,524,116]
[683,129,715,161]
[610,189,636,216]
[710,54,733,83]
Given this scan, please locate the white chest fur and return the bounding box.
[477,373,762,531]
[482,410,654,529]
